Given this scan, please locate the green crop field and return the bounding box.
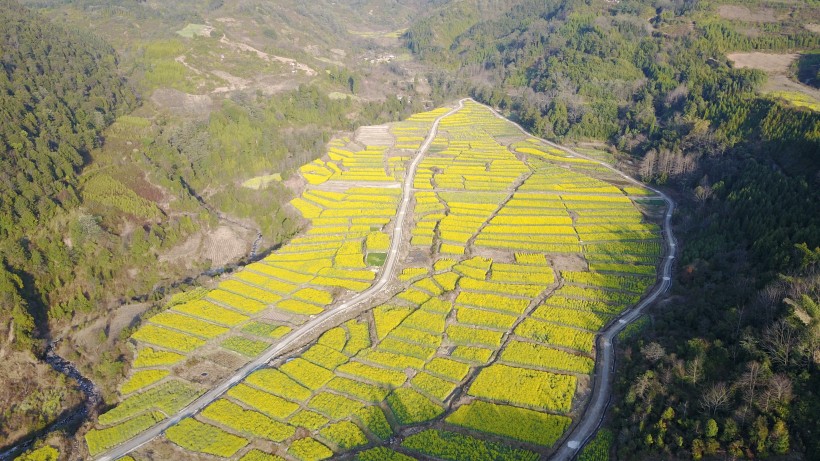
[89,101,662,460]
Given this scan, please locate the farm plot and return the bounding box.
[87,379,202,454]
[446,401,571,447]
[100,101,663,460]
[91,128,408,456]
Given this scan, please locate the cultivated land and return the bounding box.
[728,52,820,111]
[89,101,669,461]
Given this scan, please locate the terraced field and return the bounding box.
[90,101,666,460]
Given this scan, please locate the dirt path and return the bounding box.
[218,35,317,76]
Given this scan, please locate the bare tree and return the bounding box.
[672,357,686,380]
[760,374,793,412]
[660,366,675,386]
[753,281,787,325]
[640,149,658,180]
[641,342,666,363]
[694,184,712,206]
[763,319,800,367]
[685,355,703,385]
[665,84,689,106]
[700,382,731,415]
[731,303,748,361]
[634,371,654,399]
[737,361,764,409]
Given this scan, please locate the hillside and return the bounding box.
[84,100,669,460]
[398,0,820,458]
[2,0,460,456]
[1,0,818,460]
[0,0,135,448]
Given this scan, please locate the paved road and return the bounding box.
[95,99,467,461]
[479,99,677,460]
[551,195,674,461]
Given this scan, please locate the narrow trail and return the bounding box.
[94,99,468,461]
[477,99,677,460]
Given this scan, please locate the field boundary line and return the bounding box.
[93,99,468,461]
[475,98,676,461]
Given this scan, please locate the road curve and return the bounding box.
[94,99,467,461]
[478,99,677,460]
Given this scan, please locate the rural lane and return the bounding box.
[480,100,677,460]
[551,193,675,461]
[94,99,467,461]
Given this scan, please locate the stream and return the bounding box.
[0,230,275,460]
[43,341,102,409]
[0,343,101,460]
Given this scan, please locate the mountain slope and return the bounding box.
[399,0,820,458]
[0,0,135,448]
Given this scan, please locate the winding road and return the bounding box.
[94,100,466,461]
[481,100,677,460]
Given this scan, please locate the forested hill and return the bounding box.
[0,0,134,347]
[404,0,820,458]
[406,0,819,153]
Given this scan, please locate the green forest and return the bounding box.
[0,0,136,346]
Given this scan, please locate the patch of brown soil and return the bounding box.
[259,309,308,326]
[127,173,166,203]
[160,223,252,268]
[135,437,215,461]
[108,303,149,341]
[717,5,778,22]
[211,70,251,93]
[727,52,798,73]
[150,89,213,118]
[283,171,308,198]
[254,76,301,96]
[159,232,202,268]
[205,349,250,370]
[727,52,820,103]
[550,254,589,273]
[472,248,515,264]
[202,225,251,266]
[174,350,239,387]
[69,302,147,355]
[355,124,394,146]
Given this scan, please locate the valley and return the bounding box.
[1,0,818,460]
[87,100,671,460]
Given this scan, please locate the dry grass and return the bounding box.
[356,125,395,147]
[728,52,820,109]
[717,5,778,23]
[728,52,798,73]
[160,224,252,268]
[149,88,213,117]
